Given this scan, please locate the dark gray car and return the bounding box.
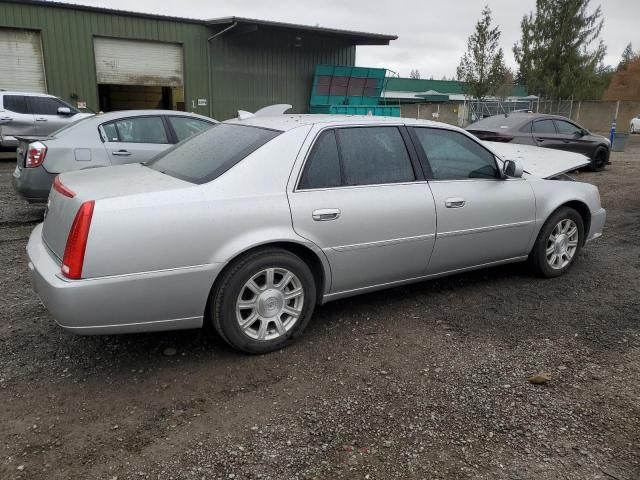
[467,113,611,171]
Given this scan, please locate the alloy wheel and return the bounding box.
[235,267,304,341]
[546,219,579,270]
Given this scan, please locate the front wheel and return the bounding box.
[210,248,316,354]
[529,207,584,278]
[589,147,608,172]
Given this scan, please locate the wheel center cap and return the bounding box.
[554,234,568,254]
[257,289,284,318]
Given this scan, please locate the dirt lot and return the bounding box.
[0,138,639,480]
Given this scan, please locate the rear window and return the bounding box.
[145,123,280,184]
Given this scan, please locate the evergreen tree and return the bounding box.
[456,5,507,100]
[409,69,421,79]
[513,0,606,99]
[618,43,635,71]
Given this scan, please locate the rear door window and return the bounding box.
[103,116,169,144]
[298,130,342,189]
[167,116,214,142]
[532,119,557,134]
[335,127,415,186]
[3,95,29,114]
[146,123,280,184]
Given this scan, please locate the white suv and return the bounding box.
[631,114,640,134]
[0,91,92,150]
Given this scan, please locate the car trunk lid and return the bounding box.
[42,163,191,261]
[483,141,591,178]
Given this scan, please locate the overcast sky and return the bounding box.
[57,0,638,79]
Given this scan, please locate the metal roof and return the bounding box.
[0,0,203,24]
[206,17,397,45]
[2,1,397,45]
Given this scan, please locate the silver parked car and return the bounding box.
[12,109,216,202]
[0,91,93,149]
[27,115,606,354]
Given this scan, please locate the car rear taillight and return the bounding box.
[61,201,95,279]
[25,142,47,168]
[53,176,76,198]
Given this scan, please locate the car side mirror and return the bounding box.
[503,159,523,178]
[57,107,71,115]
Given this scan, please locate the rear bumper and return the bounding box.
[586,208,606,244]
[12,164,56,203]
[27,224,224,335]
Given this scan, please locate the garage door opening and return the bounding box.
[94,37,184,112]
[98,85,184,112]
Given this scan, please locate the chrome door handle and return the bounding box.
[312,208,341,221]
[0,116,12,122]
[445,198,465,208]
[112,150,131,156]
[35,118,48,122]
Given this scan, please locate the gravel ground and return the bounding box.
[0,138,639,480]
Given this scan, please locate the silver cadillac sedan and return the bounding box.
[27,114,606,354]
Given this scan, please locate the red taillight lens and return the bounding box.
[61,201,95,279]
[25,142,47,168]
[53,176,76,198]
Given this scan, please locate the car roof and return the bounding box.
[225,114,463,132]
[68,110,216,128]
[91,110,215,122]
[467,112,584,131]
[0,91,59,98]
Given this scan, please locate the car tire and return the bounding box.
[631,124,636,134]
[529,207,584,278]
[589,146,608,172]
[210,248,316,354]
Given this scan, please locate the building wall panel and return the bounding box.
[209,29,356,120]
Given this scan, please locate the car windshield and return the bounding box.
[468,115,529,130]
[145,123,281,184]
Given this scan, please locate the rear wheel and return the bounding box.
[529,207,584,278]
[210,248,316,354]
[589,146,608,172]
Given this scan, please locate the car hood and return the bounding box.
[482,141,591,178]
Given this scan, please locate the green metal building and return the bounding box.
[381,77,529,104]
[0,0,395,120]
